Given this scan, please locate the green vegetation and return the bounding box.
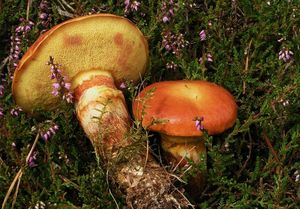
[0,0,299,208]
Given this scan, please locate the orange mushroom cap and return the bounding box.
[12,14,148,112]
[132,80,238,137]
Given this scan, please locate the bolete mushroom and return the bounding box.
[132,80,238,189]
[12,14,188,208]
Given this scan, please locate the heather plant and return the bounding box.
[0,0,300,208]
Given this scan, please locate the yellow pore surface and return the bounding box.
[13,14,148,112]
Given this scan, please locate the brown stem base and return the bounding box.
[116,156,190,209]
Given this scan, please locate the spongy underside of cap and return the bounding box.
[13,14,148,112]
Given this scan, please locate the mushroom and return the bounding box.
[132,80,238,189]
[12,14,188,208]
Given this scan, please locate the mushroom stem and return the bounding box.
[160,134,207,168]
[160,134,207,194]
[73,70,130,157]
[72,70,189,208]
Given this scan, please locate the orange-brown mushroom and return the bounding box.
[133,80,237,187]
[12,14,188,208]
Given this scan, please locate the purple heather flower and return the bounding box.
[160,0,176,23]
[10,106,22,117]
[40,123,59,141]
[162,16,169,23]
[39,13,48,20]
[51,86,59,96]
[0,85,4,97]
[195,117,204,131]
[63,92,74,104]
[279,48,293,62]
[199,30,206,41]
[198,57,203,64]
[27,151,38,167]
[282,100,289,107]
[124,0,130,11]
[0,107,3,117]
[293,170,299,182]
[9,19,35,74]
[164,44,171,51]
[24,25,32,32]
[29,21,34,27]
[162,31,189,57]
[124,0,141,14]
[43,133,49,141]
[49,127,56,134]
[34,201,46,209]
[166,61,178,70]
[131,1,141,11]
[38,0,51,30]
[199,53,213,64]
[39,0,49,10]
[47,56,74,103]
[119,82,127,89]
[64,82,71,90]
[52,82,60,89]
[207,53,213,62]
[52,90,59,97]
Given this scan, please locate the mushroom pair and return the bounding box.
[12,14,188,208]
[132,80,238,190]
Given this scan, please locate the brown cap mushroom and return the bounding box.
[133,80,237,137]
[12,14,189,207]
[133,80,238,165]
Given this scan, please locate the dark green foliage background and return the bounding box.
[0,0,299,208]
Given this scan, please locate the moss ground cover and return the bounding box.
[0,0,299,208]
